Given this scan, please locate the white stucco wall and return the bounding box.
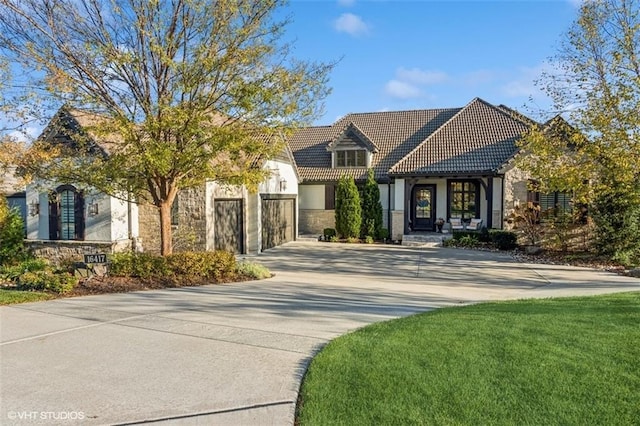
[259,159,299,196]
[25,182,138,242]
[299,185,325,210]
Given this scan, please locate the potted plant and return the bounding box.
[435,217,445,233]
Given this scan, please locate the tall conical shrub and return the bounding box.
[361,168,383,238]
[335,175,361,239]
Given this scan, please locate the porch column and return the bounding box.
[392,179,405,240]
[486,177,494,229]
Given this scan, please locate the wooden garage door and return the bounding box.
[214,199,243,253]
[262,198,294,250]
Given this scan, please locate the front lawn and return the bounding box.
[297,292,640,425]
[0,289,54,305]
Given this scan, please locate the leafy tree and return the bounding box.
[361,168,383,238]
[0,195,26,264]
[518,0,640,264]
[0,0,333,255]
[335,175,361,239]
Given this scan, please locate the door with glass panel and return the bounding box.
[412,185,435,231]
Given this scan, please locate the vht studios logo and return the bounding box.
[7,411,86,421]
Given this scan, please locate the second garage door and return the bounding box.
[261,198,295,251]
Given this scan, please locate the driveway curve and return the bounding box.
[1,242,638,425]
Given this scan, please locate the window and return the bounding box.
[49,185,84,240]
[448,180,478,221]
[527,181,573,217]
[336,150,366,167]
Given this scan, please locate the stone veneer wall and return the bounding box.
[299,209,335,234]
[173,186,207,252]
[26,240,130,266]
[138,186,208,254]
[502,165,531,230]
[391,211,404,241]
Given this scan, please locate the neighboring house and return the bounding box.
[24,107,298,255]
[288,97,549,240]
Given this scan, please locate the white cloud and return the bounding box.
[337,0,356,6]
[384,67,449,100]
[333,13,370,37]
[384,80,422,99]
[396,67,448,85]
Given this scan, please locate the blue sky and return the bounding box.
[281,0,581,125]
[2,0,581,139]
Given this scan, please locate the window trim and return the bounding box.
[447,179,480,222]
[48,185,85,241]
[335,149,367,168]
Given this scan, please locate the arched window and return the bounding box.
[49,185,85,240]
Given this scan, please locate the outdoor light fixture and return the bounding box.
[88,202,99,216]
[28,200,40,216]
[279,177,287,191]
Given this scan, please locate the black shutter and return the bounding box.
[325,184,335,210]
[49,196,59,240]
[74,191,85,240]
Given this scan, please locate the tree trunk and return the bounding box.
[158,200,173,256]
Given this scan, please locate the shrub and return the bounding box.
[452,231,480,241]
[456,235,480,248]
[323,228,336,239]
[0,197,26,264]
[490,230,518,250]
[364,235,375,244]
[17,270,78,294]
[329,235,339,243]
[335,175,362,238]
[346,236,361,244]
[379,228,390,240]
[236,261,271,280]
[0,258,49,281]
[109,252,168,278]
[111,251,237,280]
[361,168,383,239]
[478,227,492,243]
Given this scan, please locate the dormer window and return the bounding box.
[327,122,378,169]
[336,149,366,167]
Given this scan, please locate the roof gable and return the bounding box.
[389,98,531,176]
[288,108,460,182]
[327,122,379,153]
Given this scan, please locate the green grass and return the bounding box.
[297,292,640,425]
[0,289,54,305]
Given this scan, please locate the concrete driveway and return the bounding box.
[1,242,638,425]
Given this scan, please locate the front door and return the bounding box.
[412,185,436,231]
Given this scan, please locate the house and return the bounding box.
[288,97,540,240]
[24,107,298,257]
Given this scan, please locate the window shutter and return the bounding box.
[325,184,335,210]
[74,191,85,240]
[49,197,59,240]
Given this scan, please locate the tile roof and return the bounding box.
[288,98,532,182]
[288,108,460,182]
[389,98,530,175]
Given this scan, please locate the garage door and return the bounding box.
[262,198,295,251]
[214,199,243,253]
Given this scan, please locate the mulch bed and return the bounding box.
[65,274,250,297]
